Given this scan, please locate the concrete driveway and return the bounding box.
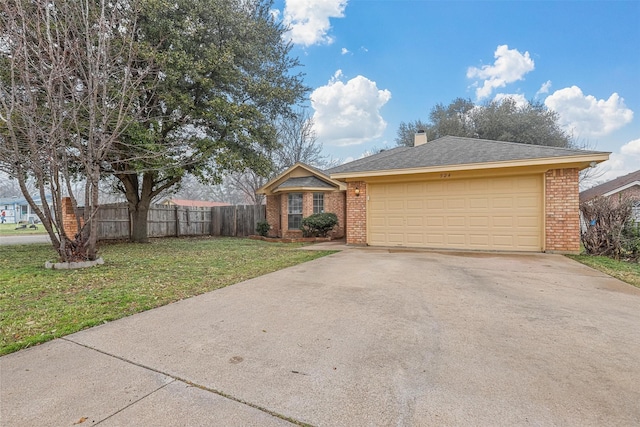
[2,248,639,426]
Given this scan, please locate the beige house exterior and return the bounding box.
[258,135,609,253]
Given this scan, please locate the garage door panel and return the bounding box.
[447,216,466,227]
[406,199,424,210]
[469,216,489,227]
[469,234,490,246]
[368,174,542,251]
[407,216,423,226]
[492,197,514,209]
[469,197,489,209]
[447,198,466,209]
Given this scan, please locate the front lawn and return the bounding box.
[0,222,49,235]
[567,254,640,289]
[0,237,335,355]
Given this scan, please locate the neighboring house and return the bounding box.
[258,133,609,253]
[0,196,51,224]
[161,198,232,208]
[579,170,640,221]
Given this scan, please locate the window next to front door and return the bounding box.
[313,193,324,214]
[288,193,303,229]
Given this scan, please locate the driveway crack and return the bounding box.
[62,337,314,427]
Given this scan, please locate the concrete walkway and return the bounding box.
[0,233,51,245]
[2,249,640,426]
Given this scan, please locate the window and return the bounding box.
[313,193,324,214]
[288,193,303,230]
[633,201,640,222]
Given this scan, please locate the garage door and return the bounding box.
[368,175,542,251]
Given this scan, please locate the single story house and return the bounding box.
[258,134,609,253]
[579,170,640,221]
[0,196,52,224]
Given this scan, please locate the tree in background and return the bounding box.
[0,0,151,261]
[106,0,307,242]
[395,97,572,148]
[228,109,337,205]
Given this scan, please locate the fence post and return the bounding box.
[233,206,237,237]
[174,206,180,237]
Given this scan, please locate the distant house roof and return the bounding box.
[163,199,232,207]
[580,170,640,202]
[0,196,52,206]
[327,136,609,177]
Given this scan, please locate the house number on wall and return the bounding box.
[440,173,451,178]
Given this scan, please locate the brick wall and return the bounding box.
[617,186,640,201]
[265,194,280,237]
[325,192,345,238]
[346,181,367,245]
[61,197,82,237]
[270,191,347,238]
[545,168,580,253]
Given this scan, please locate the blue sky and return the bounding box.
[272,0,640,183]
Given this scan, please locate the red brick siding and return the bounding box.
[270,191,346,238]
[61,197,82,237]
[545,168,580,253]
[346,182,367,245]
[265,194,280,237]
[325,192,345,238]
[615,186,640,201]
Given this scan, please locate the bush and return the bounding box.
[581,196,639,260]
[301,213,338,237]
[256,220,270,237]
[622,220,640,261]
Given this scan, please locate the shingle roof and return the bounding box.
[327,136,607,175]
[276,176,335,189]
[579,170,640,202]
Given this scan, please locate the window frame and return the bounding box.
[313,192,324,214]
[287,193,303,230]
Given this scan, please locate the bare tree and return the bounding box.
[227,109,337,205]
[0,0,151,262]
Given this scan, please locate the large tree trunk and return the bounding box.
[130,204,150,243]
[118,172,179,243]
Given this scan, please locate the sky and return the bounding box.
[271,0,640,184]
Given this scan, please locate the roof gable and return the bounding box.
[328,136,609,178]
[256,162,346,195]
[580,170,640,202]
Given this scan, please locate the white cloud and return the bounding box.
[341,47,350,55]
[311,71,392,146]
[587,138,640,186]
[283,0,347,46]
[467,45,535,99]
[620,138,640,157]
[536,80,552,97]
[493,93,528,108]
[544,86,634,138]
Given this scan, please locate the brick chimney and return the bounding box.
[414,130,427,147]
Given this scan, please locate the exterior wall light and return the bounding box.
[355,187,360,197]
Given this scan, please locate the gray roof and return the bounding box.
[276,176,335,190]
[327,136,608,175]
[580,169,640,202]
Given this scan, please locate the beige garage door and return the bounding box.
[368,175,542,251]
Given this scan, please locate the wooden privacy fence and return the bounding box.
[93,203,265,240]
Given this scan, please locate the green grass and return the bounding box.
[0,222,50,235]
[0,237,335,355]
[567,254,640,289]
